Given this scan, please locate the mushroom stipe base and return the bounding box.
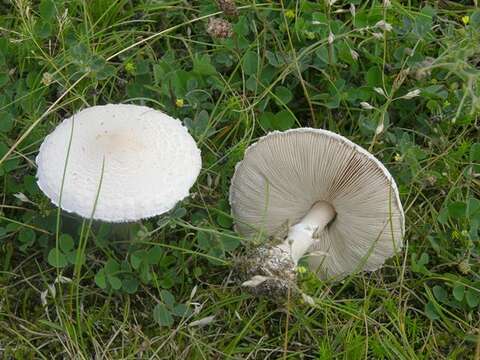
[237,201,336,299]
[237,246,298,300]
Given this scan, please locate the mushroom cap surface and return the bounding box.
[36,104,201,222]
[229,128,404,279]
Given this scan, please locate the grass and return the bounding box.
[1,0,479,358]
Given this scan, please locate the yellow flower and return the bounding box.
[394,153,402,162]
[124,62,136,74]
[285,9,295,19]
[175,98,184,108]
[297,266,307,274]
[461,15,470,25]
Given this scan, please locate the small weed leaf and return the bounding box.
[0,111,14,133]
[471,143,480,165]
[193,55,217,76]
[274,86,293,105]
[220,232,239,252]
[243,51,258,76]
[216,199,232,228]
[160,290,175,308]
[39,0,56,20]
[259,112,275,130]
[172,304,191,317]
[411,252,429,274]
[108,276,122,290]
[147,246,162,265]
[66,250,85,265]
[170,206,187,219]
[18,228,36,251]
[153,304,174,327]
[425,302,440,321]
[131,250,145,270]
[122,277,139,294]
[233,17,250,36]
[432,285,448,303]
[453,284,465,302]
[448,202,466,219]
[105,259,119,273]
[0,77,8,91]
[59,234,74,253]
[437,206,449,225]
[274,110,295,131]
[467,198,480,219]
[129,246,162,282]
[94,259,131,291]
[47,248,68,268]
[152,290,191,327]
[465,289,480,308]
[197,230,237,263]
[95,269,107,289]
[47,234,83,268]
[216,213,233,228]
[366,67,382,87]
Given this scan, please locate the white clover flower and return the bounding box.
[48,284,56,297]
[55,275,72,284]
[350,3,356,17]
[189,315,215,328]
[375,121,384,135]
[402,89,421,99]
[375,20,393,32]
[328,31,335,44]
[190,285,198,299]
[374,87,387,97]
[40,290,48,307]
[14,192,30,203]
[350,49,359,60]
[360,102,374,110]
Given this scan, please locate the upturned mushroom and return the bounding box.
[229,128,404,297]
[36,104,201,222]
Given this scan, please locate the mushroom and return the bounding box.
[229,128,404,297]
[36,104,201,223]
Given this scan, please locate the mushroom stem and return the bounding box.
[240,201,336,297]
[277,201,336,264]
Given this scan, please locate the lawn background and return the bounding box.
[0,0,479,359]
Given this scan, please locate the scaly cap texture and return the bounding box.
[36,104,201,222]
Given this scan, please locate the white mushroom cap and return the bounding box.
[229,128,404,279]
[36,104,201,222]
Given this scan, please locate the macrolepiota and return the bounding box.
[229,128,404,297]
[36,104,201,222]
